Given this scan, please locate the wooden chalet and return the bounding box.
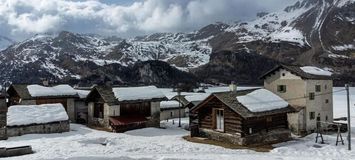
[190,89,295,145]
[86,85,167,132]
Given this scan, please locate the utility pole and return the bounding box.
[178,86,181,127]
[346,84,351,150]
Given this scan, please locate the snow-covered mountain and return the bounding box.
[0,35,15,50]
[0,0,354,86]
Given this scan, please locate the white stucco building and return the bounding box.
[261,64,333,135]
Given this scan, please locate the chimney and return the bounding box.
[42,78,49,86]
[229,81,237,92]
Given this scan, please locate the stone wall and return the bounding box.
[87,102,108,128]
[146,102,160,127]
[74,100,88,124]
[199,128,291,146]
[160,108,186,121]
[67,98,76,123]
[7,120,70,137]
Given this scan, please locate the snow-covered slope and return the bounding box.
[0,0,353,86]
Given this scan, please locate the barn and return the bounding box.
[6,103,70,137]
[86,85,167,132]
[190,89,295,145]
[7,84,80,122]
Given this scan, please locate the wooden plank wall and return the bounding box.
[196,96,289,136]
[36,99,68,111]
[197,97,244,135]
[120,102,151,116]
[242,113,288,134]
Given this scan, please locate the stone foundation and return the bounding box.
[7,120,70,137]
[199,128,291,146]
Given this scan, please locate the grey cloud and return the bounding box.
[0,0,298,40]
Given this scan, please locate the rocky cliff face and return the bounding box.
[0,0,353,86]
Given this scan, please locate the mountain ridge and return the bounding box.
[0,0,354,86]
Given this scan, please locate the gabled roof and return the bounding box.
[8,84,79,100]
[88,86,119,105]
[8,85,32,100]
[260,64,332,80]
[87,85,167,105]
[191,89,295,118]
[186,101,202,109]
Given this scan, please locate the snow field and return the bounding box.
[0,87,354,160]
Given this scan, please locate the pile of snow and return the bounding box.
[160,100,181,109]
[75,89,90,99]
[300,66,332,76]
[27,84,77,97]
[113,86,166,101]
[7,103,69,126]
[237,89,289,112]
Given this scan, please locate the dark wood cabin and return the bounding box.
[190,89,295,145]
[86,85,167,132]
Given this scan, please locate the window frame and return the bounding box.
[309,112,315,120]
[309,92,315,100]
[215,109,224,132]
[277,85,287,93]
[315,85,321,92]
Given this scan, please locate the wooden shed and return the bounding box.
[86,85,167,132]
[190,89,295,145]
[7,84,79,122]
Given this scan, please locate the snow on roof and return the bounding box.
[113,86,166,101]
[185,93,210,102]
[236,89,289,112]
[7,103,69,126]
[160,100,181,109]
[300,66,332,76]
[75,89,90,99]
[204,86,261,93]
[159,88,177,100]
[27,84,77,97]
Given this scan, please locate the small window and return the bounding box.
[282,73,286,76]
[170,112,173,117]
[325,85,328,90]
[277,85,287,93]
[315,85,321,92]
[309,92,315,100]
[309,112,315,120]
[325,99,329,103]
[326,115,328,121]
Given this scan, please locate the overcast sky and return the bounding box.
[0,0,298,40]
